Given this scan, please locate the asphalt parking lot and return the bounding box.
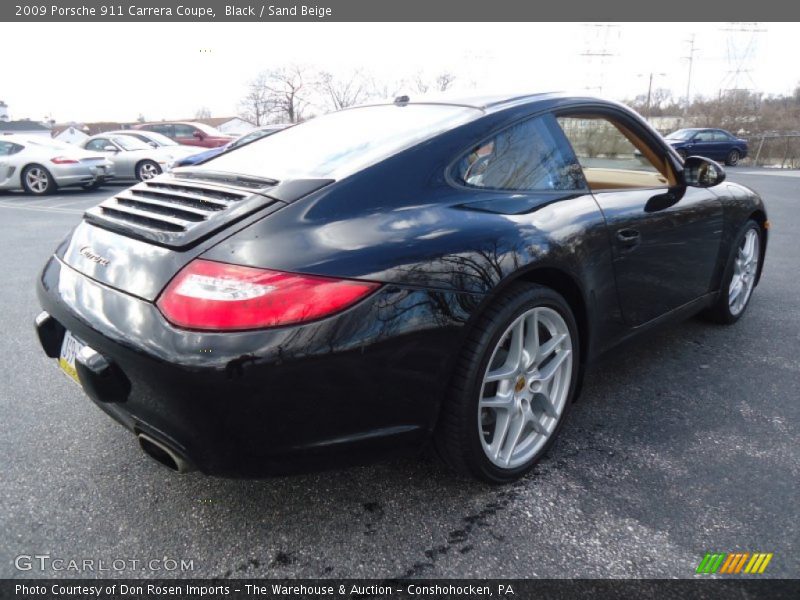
[1,170,798,579]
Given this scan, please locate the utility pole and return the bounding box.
[683,34,696,115]
[639,72,667,116]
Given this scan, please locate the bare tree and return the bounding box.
[317,70,369,111]
[261,65,311,123]
[407,71,457,95]
[238,73,272,126]
[195,106,211,119]
[412,71,430,94]
[435,72,456,92]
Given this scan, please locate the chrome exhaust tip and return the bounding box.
[137,433,194,473]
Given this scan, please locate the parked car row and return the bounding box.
[0,121,289,195]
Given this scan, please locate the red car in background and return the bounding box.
[134,122,234,148]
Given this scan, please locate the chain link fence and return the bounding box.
[744,133,800,169]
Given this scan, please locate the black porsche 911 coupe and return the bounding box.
[35,93,767,483]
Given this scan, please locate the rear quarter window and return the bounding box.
[453,115,585,192]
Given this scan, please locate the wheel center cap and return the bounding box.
[514,376,526,393]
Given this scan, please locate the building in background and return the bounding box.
[52,125,90,145]
[0,120,51,137]
[0,101,8,122]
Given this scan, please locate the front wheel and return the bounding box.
[136,160,161,181]
[22,165,57,195]
[726,149,741,166]
[434,283,580,483]
[704,220,761,324]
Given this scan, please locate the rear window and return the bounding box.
[199,104,481,180]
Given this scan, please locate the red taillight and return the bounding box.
[51,156,79,164]
[156,259,380,331]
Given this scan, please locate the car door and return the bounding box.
[556,111,723,327]
[687,129,720,160]
[713,130,735,160]
[86,137,123,178]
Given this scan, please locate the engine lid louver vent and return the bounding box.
[83,173,284,249]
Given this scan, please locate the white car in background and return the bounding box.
[0,135,113,195]
[104,129,199,161]
[80,134,179,181]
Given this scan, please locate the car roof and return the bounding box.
[358,91,621,115]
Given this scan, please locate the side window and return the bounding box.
[453,115,585,192]
[0,141,22,155]
[694,130,715,142]
[713,131,731,141]
[86,138,110,151]
[173,124,196,137]
[557,115,675,191]
[148,124,172,137]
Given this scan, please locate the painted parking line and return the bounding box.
[48,198,99,209]
[0,200,84,215]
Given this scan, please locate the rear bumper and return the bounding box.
[36,255,475,476]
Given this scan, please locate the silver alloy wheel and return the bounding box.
[139,162,159,180]
[729,227,760,316]
[728,150,740,166]
[478,306,573,469]
[25,167,50,193]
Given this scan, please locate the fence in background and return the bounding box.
[743,133,800,169]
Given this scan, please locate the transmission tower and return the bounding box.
[719,22,766,96]
[580,24,620,95]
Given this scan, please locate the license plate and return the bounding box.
[58,331,85,385]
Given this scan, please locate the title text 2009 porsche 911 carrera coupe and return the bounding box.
[35,93,767,482]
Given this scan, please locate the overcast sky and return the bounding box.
[2,22,798,123]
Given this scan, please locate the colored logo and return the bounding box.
[696,552,773,574]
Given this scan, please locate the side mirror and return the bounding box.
[193,131,204,139]
[147,141,158,149]
[683,156,726,188]
[103,145,118,153]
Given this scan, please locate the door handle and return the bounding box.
[616,228,641,247]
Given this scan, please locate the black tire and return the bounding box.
[135,160,161,181]
[703,219,761,324]
[725,149,740,166]
[21,164,57,195]
[434,283,581,483]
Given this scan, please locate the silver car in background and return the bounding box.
[0,135,113,195]
[80,134,178,181]
[104,129,200,161]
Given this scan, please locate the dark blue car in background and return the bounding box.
[173,124,290,167]
[665,128,748,166]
